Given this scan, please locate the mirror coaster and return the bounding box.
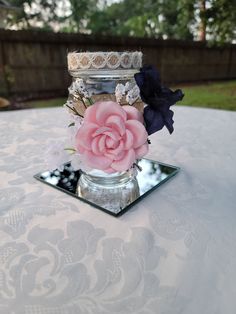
[34,158,180,217]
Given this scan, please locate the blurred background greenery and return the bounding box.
[4,0,236,44]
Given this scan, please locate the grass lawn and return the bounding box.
[176,80,236,111]
[24,80,236,111]
[26,97,67,108]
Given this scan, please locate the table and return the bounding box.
[0,106,236,314]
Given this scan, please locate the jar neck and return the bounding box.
[80,169,134,187]
[69,68,139,80]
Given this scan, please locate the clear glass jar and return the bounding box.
[67,52,143,116]
[77,169,140,214]
[67,51,143,212]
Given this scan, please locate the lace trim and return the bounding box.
[68,51,142,71]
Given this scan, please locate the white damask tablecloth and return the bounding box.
[0,106,236,314]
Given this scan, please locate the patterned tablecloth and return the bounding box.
[0,106,236,314]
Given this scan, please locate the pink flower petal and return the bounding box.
[113,150,125,161]
[111,149,135,172]
[82,150,112,170]
[103,130,120,141]
[84,103,98,124]
[104,150,125,161]
[105,115,126,136]
[104,152,115,160]
[123,129,134,150]
[135,142,149,159]
[76,142,86,154]
[105,137,118,149]
[103,167,116,174]
[98,135,106,152]
[125,120,148,149]
[91,135,106,155]
[91,136,101,155]
[76,123,98,150]
[107,140,124,156]
[96,101,127,125]
[92,126,111,137]
[123,105,144,123]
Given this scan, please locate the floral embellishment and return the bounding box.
[44,142,69,171]
[115,83,126,103]
[126,85,140,105]
[115,82,140,105]
[75,101,149,173]
[135,65,184,135]
[68,79,90,98]
[46,56,184,172]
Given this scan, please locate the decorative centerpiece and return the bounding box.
[42,51,184,214]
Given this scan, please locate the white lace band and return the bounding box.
[67,51,142,71]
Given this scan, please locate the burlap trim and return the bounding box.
[69,94,144,117]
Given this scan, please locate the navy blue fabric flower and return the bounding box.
[134,65,184,135]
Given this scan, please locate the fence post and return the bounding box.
[0,40,10,97]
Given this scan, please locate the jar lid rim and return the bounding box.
[67,51,142,71]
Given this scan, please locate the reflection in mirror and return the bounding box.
[35,159,179,216]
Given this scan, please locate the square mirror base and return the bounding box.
[34,158,180,217]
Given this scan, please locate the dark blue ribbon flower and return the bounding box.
[134,65,184,135]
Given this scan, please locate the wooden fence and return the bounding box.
[0,29,235,98]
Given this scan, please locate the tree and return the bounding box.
[158,0,195,40]
[206,0,236,44]
[199,0,206,41]
[5,0,236,44]
[88,0,197,40]
[61,0,98,33]
[6,0,61,30]
[88,0,161,38]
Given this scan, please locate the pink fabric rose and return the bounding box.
[75,101,149,173]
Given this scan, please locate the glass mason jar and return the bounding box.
[67,51,143,213]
